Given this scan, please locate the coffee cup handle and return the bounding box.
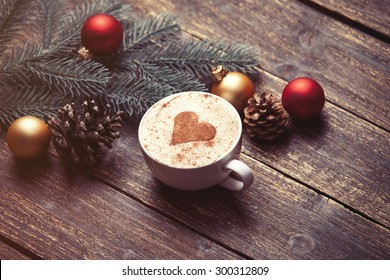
[219,159,254,191]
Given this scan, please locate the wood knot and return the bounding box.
[287,233,315,254]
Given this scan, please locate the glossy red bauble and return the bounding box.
[81,14,123,56]
[282,77,325,120]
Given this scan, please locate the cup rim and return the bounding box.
[138,91,243,170]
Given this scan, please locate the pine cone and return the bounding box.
[48,100,124,169]
[243,91,289,140]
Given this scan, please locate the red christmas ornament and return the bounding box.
[282,77,325,120]
[81,14,123,56]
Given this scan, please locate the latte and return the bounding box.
[139,92,241,168]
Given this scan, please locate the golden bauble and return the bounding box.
[211,71,255,113]
[6,116,51,160]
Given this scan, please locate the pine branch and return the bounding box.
[52,0,128,54]
[109,13,180,72]
[105,65,206,118]
[38,0,64,49]
[0,0,122,95]
[140,63,207,93]
[105,74,162,118]
[0,85,67,128]
[124,39,260,78]
[161,40,259,74]
[0,0,41,55]
[26,57,111,98]
[107,72,168,117]
[124,13,180,50]
[0,2,261,130]
[0,42,44,87]
[0,0,129,74]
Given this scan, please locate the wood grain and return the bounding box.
[87,124,390,259]
[0,136,241,260]
[125,0,390,227]
[309,0,390,38]
[0,0,388,261]
[0,240,30,260]
[245,70,390,227]
[128,0,390,130]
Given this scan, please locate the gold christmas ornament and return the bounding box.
[211,65,255,113]
[6,116,51,159]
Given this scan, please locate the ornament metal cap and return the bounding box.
[78,46,93,60]
[211,65,229,82]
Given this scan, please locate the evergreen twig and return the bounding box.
[38,0,64,49]
[0,85,68,129]
[0,0,40,55]
[26,57,111,97]
[52,0,127,54]
[0,0,260,130]
[124,13,180,50]
[106,64,207,117]
[125,39,260,77]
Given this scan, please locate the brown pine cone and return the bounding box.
[243,91,289,140]
[48,100,124,169]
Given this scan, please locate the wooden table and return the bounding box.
[0,0,389,260]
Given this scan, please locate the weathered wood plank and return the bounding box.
[244,70,390,227]
[0,136,241,260]
[125,0,390,227]
[88,124,390,259]
[0,0,387,262]
[0,240,30,260]
[309,0,390,38]
[128,0,390,130]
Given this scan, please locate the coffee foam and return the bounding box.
[139,92,241,168]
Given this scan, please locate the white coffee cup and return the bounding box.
[138,91,254,191]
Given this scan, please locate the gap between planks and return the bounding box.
[241,150,390,231]
[0,137,249,260]
[29,124,387,258]
[84,169,254,260]
[38,94,389,247]
[180,29,389,134]
[34,62,390,249]
[297,0,390,43]
[0,237,37,260]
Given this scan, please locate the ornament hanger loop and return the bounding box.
[211,65,229,82]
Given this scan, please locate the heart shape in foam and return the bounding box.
[171,111,216,145]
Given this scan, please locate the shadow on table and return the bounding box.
[243,113,329,160]
[154,179,258,232]
[12,154,53,182]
